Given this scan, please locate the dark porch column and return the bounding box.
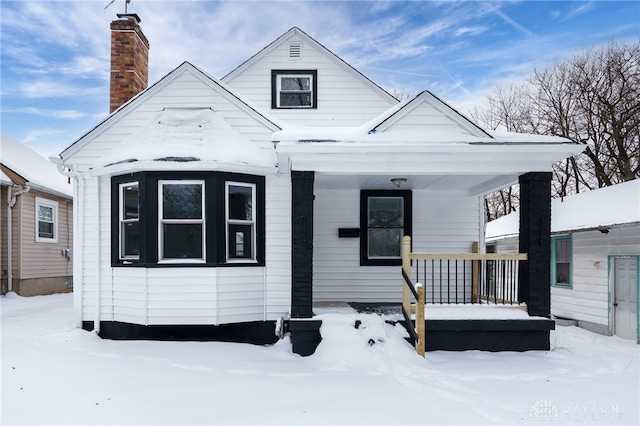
[518,172,552,317]
[291,171,315,318]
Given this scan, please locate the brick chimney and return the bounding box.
[109,13,149,113]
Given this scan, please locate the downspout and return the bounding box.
[51,158,84,328]
[7,184,31,293]
[93,179,101,333]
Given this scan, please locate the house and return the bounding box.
[54,15,583,354]
[1,135,74,296]
[486,179,640,343]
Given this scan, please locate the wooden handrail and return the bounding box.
[401,235,425,357]
[408,253,527,261]
[401,236,527,357]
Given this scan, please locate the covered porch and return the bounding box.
[274,93,582,356]
[287,169,557,356]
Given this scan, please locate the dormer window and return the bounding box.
[271,70,317,109]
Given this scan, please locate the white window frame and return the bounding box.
[35,197,58,243]
[118,181,140,260]
[225,181,257,263]
[276,74,314,108]
[158,180,206,264]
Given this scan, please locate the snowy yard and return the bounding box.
[1,293,638,425]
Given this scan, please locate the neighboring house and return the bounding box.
[54,15,583,354]
[1,135,74,296]
[486,179,640,343]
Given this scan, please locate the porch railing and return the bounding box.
[403,237,527,305]
[401,236,425,357]
[400,236,528,357]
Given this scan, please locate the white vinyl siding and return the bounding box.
[313,189,480,302]
[80,173,292,326]
[62,69,276,166]
[385,103,476,136]
[223,36,396,126]
[491,225,640,332]
[552,226,640,329]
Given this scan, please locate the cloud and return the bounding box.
[564,1,596,21]
[455,26,488,37]
[13,79,105,99]
[1,107,87,120]
[486,3,537,39]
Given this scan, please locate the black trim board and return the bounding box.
[83,321,279,345]
[424,319,555,351]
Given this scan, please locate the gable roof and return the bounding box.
[371,91,492,138]
[273,89,576,145]
[98,108,276,172]
[222,26,397,104]
[486,179,640,241]
[1,134,73,198]
[59,62,281,161]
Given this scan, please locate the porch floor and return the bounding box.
[314,301,535,320]
[310,301,555,352]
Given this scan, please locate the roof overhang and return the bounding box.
[90,160,279,178]
[275,138,583,195]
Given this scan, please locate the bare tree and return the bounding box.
[473,40,640,218]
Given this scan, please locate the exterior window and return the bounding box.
[119,182,140,260]
[112,172,264,267]
[551,235,572,287]
[158,180,205,263]
[360,190,412,266]
[35,197,58,243]
[271,70,317,109]
[226,182,256,261]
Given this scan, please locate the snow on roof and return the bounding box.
[486,179,640,241]
[0,134,72,198]
[100,108,276,169]
[275,126,574,146]
[274,93,574,146]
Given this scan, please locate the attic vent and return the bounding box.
[289,42,302,60]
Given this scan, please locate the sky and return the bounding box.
[2,292,639,425]
[1,0,638,159]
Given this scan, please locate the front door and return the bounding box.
[613,257,638,342]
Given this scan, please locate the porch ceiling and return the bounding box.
[314,172,520,196]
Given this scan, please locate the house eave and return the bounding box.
[90,160,279,177]
[60,62,282,162]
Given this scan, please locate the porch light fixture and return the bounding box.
[391,177,407,188]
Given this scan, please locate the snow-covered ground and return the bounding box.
[2,293,638,425]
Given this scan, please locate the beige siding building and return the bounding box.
[1,135,74,296]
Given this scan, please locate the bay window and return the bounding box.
[119,182,140,259]
[226,182,256,261]
[159,181,205,263]
[111,172,264,267]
